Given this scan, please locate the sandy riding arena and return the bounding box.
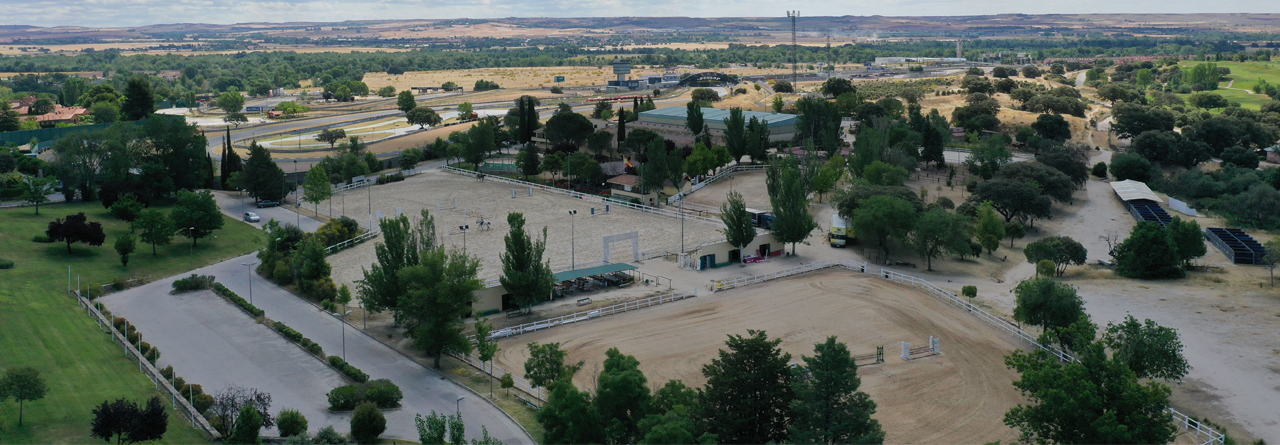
[327,169,725,287]
[491,271,1027,444]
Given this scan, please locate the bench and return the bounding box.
[576,298,592,306]
[515,394,540,411]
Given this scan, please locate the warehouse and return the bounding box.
[634,107,797,142]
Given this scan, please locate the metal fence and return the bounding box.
[710,261,1224,445]
[325,229,381,254]
[73,292,222,440]
[441,166,725,227]
[667,163,768,204]
[452,288,698,402]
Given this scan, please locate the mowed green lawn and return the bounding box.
[0,201,263,443]
[1178,60,1280,110]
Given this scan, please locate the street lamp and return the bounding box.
[568,210,577,269]
[458,225,469,250]
[332,310,353,362]
[342,191,346,218]
[242,260,260,305]
[188,227,195,270]
[456,396,465,414]
[294,160,299,227]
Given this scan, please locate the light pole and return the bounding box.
[188,227,195,270]
[568,210,577,269]
[294,160,300,227]
[367,176,372,215]
[458,225,469,250]
[332,310,353,361]
[342,192,346,218]
[456,396,465,414]
[680,199,685,253]
[242,260,260,304]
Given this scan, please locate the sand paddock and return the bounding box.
[491,271,1027,444]
[327,169,725,287]
[683,169,773,212]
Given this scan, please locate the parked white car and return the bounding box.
[243,212,261,222]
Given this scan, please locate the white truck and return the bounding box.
[829,214,850,247]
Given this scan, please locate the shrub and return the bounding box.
[321,299,337,312]
[375,172,405,185]
[31,235,51,243]
[328,356,370,383]
[273,261,292,284]
[310,277,338,301]
[549,86,564,94]
[0,258,12,269]
[961,285,977,299]
[1092,162,1108,178]
[193,394,215,413]
[275,322,304,342]
[1037,260,1058,277]
[229,404,264,445]
[277,408,309,437]
[350,403,386,444]
[313,426,349,444]
[1110,153,1153,182]
[362,379,403,409]
[307,342,324,356]
[327,385,363,411]
[172,274,215,292]
[145,348,160,365]
[111,277,129,291]
[213,283,265,317]
[127,330,141,344]
[159,365,175,380]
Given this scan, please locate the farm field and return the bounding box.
[0,201,263,443]
[326,169,725,288]
[490,271,1028,444]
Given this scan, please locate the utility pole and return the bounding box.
[788,11,799,87]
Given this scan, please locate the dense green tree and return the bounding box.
[1034,148,1089,186]
[909,208,973,271]
[397,247,482,368]
[407,107,441,129]
[538,380,605,444]
[544,111,594,147]
[350,403,386,445]
[357,213,430,319]
[0,366,47,426]
[1013,277,1089,350]
[1220,145,1260,169]
[132,209,173,255]
[1103,315,1190,381]
[397,90,417,113]
[115,233,136,268]
[315,129,347,149]
[276,408,308,437]
[1005,221,1027,247]
[303,165,333,217]
[685,101,705,137]
[216,91,245,114]
[465,120,496,169]
[295,236,331,290]
[228,404,263,444]
[108,193,143,224]
[244,141,287,203]
[0,101,22,131]
[90,396,168,445]
[723,107,747,163]
[170,189,223,247]
[500,212,555,313]
[525,342,577,390]
[768,156,819,255]
[821,77,856,97]
[1130,131,1210,169]
[789,337,883,444]
[861,161,908,187]
[119,76,155,121]
[701,330,793,444]
[11,173,55,214]
[1023,236,1087,276]
[1114,222,1185,279]
[1166,217,1207,268]
[595,348,652,444]
[1031,113,1071,141]
[1109,153,1154,182]
[852,195,918,262]
[976,201,1005,254]
[745,116,771,163]
[1111,103,1176,139]
[1004,343,1177,444]
[1188,92,1229,110]
[47,212,107,253]
[970,179,1052,223]
[998,161,1076,203]
[515,145,540,180]
[719,190,756,262]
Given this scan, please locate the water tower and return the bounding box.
[612,59,631,83]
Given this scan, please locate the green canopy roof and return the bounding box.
[553,263,637,283]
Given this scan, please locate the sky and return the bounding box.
[3,0,1279,28]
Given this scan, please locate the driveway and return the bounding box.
[99,286,351,437]
[131,253,532,443]
[216,191,323,233]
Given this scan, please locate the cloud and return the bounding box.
[2,0,1277,28]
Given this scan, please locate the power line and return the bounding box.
[788,11,799,87]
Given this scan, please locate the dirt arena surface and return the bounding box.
[682,169,773,212]
[491,271,1026,443]
[327,169,724,287]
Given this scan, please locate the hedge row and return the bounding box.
[212,283,265,317]
[102,308,162,366]
[160,365,214,413]
[172,274,216,292]
[328,356,370,383]
[326,379,403,411]
[273,321,324,357]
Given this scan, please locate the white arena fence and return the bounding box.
[668,163,767,204]
[332,178,375,193]
[325,229,381,254]
[72,291,222,440]
[710,261,1225,445]
[453,288,697,402]
[441,166,726,227]
[639,236,728,260]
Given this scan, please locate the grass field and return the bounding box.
[0,201,264,443]
[1177,60,1280,110]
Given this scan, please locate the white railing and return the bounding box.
[705,262,1224,445]
[332,178,375,193]
[75,293,221,440]
[441,166,725,227]
[1167,407,1228,445]
[325,230,381,254]
[674,201,721,215]
[639,237,728,260]
[668,163,768,204]
[486,289,697,340]
[712,258,867,291]
[454,352,545,402]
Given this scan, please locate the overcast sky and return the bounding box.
[4,0,1278,28]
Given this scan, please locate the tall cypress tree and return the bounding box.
[617,108,627,145]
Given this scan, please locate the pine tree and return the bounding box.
[720,190,755,262]
[499,213,555,313]
[789,337,884,444]
[768,157,818,255]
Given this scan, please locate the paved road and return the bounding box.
[111,253,533,443]
[215,190,324,233]
[99,286,351,438]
